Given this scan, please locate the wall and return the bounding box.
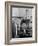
[0,0,38,46]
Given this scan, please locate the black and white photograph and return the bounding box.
[5,2,37,44]
[12,7,32,38]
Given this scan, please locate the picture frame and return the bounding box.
[5,1,37,45]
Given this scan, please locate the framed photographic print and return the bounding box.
[5,1,37,45]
